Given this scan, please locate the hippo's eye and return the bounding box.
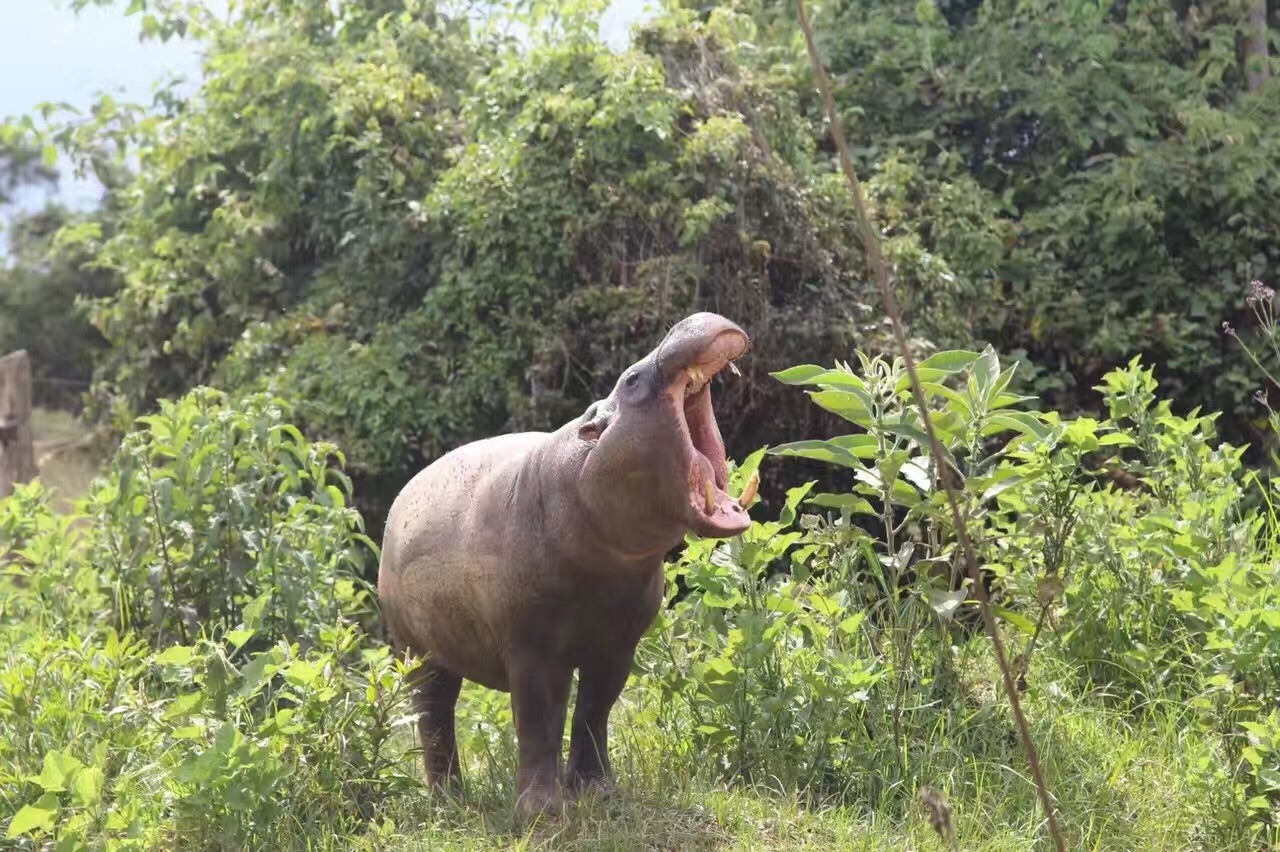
[624,372,640,387]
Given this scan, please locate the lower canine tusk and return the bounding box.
[728,360,742,377]
[738,471,760,508]
[703,480,715,514]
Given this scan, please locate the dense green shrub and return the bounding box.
[0,395,413,850]
[87,388,376,647]
[654,342,1280,840]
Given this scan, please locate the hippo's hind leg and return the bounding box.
[566,653,632,795]
[409,659,463,790]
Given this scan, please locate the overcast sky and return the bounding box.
[0,0,649,214]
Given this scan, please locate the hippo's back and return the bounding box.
[377,431,551,689]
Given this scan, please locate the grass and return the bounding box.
[327,651,1241,851]
[28,407,102,512]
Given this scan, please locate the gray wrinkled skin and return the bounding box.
[378,313,751,817]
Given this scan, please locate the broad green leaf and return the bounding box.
[917,350,981,373]
[154,645,194,666]
[894,367,960,395]
[241,591,272,628]
[972,347,1000,400]
[982,411,1052,440]
[827,434,881,457]
[994,607,1037,635]
[7,803,56,838]
[34,750,83,793]
[164,691,205,720]
[226,629,255,650]
[779,481,818,525]
[980,471,1028,502]
[989,391,1038,410]
[899,458,933,492]
[929,587,968,621]
[71,767,105,808]
[808,388,875,425]
[806,492,876,514]
[922,382,972,418]
[768,440,866,469]
[284,659,324,688]
[770,364,827,385]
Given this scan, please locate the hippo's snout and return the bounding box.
[653,313,752,538]
[655,313,750,387]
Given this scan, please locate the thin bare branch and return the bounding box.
[791,2,1066,849]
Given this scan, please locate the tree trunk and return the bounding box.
[1244,0,1271,92]
[0,350,37,499]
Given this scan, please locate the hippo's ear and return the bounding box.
[577,400,614,443]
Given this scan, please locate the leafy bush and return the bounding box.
[0,392,415,850]
[635,342,1280,845]
[86,388,376,647]
[640,348,1059,802]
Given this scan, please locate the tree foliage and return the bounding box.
[779,0,1280,438]
[29,0,1280,518]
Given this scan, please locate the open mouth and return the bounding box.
[667,331,755,537]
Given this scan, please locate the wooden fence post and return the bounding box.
[0,350,37,499]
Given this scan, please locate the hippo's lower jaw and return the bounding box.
[667,330,753,538]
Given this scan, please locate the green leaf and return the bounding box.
[1246,795,1271,812]
[164,691,205,721]
[929,587,968,621]
[876,418,933,449]
[917,350,981,373]
[779,481,818,525]
[34,750,84,793]
[972,347,1000,399]
[994,607,1036,635]
[71,767,105,808]
[923,382,972,418]
[894,367,960,395]
[768,440,866,469]
[982,411,1052,440]
[226,629,255,650]
[837,612,866,635]
[7,803,56,838]
[808,389,874,425]
[283,659,323,687]
[806,492,876,514]
[242,591,272,628]
[771,365,827,385]
[981,471,1027,502]
[154,645,195,666]
[899,458,932,492]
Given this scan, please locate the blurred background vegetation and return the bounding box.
[5,0,1278,535]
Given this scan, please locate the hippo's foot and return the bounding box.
[515,782,566,821]
[566,771,617,799]
[423,771,463,802]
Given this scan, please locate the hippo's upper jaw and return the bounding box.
[659,315,753,538]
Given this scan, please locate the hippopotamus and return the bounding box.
[377,312,758,817]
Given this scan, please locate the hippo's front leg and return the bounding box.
[565,654,632,794]
[510,660,572,817]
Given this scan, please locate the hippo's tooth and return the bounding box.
[728,360,742,377]
[703,479,715,514]
[686,366,706,396]
[738,471,759,507]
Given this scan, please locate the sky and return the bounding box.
[0,0,650,216]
